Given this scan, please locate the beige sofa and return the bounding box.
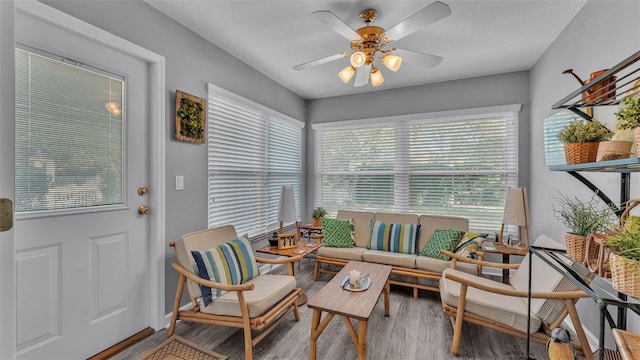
[313,210,474,297]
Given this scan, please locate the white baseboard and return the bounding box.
[163,302,194,329]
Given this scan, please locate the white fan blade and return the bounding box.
[354,64,371,87]
[385,1,451,41]
[311,10,360,40]
[293,53,347,71]
[394,49,443,68]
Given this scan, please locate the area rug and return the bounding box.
[138,335,226,360]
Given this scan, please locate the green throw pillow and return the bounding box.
[420,229,465,260]
[321,218,355,248]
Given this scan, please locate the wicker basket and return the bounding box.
[634,127,640,154]
[584,233,613,277]
[564,142,599,165]
[565,233,587,262]
[610,253,640,298]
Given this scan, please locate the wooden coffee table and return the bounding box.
[256,241,321,305]
[307,261,392,360]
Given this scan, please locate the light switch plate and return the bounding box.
[175,175,184,190]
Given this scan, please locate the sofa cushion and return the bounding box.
[420,229,464,260]
[337,210,375,248]
[191,236,259,306]
[321,217,355,248]
[418,215,469,253]
[415,255,477,275]
[368,220,420,254]
[317,246,366,261]
[362,249,417,268]
[199,274,296,318]
[440,268,542,333]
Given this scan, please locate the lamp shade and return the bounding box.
[503,187,528,226]
[370,67,384,87]
[277,185,298,224]
[350,51,366,68]
[382,54,402,72]
[338,66,356,83]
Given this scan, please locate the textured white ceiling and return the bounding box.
[146,0,587,100]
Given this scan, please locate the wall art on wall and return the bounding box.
[175,90,206,143]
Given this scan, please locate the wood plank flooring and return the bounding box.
[110,259,549,360]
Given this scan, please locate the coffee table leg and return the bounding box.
[310,309,321,360]
[384,279,390,316]
[357,319,368,360]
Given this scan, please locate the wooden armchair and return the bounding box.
[439,235,594,360]
[168,225,303,360]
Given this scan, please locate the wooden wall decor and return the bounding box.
[175,90,206,143]
[277,232,297,249]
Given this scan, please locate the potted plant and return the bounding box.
[614,97,640,155]
[553,193,616,262]
[311,207,328,227]
[606,206,640,298]
[558,118,612,164]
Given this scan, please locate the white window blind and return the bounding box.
[314,108,519,233]
[15,48,124,212]
[208,84,303,238]
[544,109,579,166]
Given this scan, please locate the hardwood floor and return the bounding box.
[111,259,549,360]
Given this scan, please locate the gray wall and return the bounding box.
[305,71,531,219]
[529,0,640,343]
[40,0,306,314]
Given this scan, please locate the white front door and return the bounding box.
[13,4,162,359]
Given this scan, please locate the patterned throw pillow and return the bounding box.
[321,218,355,248]
[419,229,465,260]
[454,232,489,253]
[191,236,259,306]
[368,220,421,254]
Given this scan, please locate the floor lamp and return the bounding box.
[500,187,530,250]
[278,185,300,243]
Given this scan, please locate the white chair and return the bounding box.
[168,225,303,360]
[440,235,593,359]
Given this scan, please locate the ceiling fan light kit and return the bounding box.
[294,1,451,88]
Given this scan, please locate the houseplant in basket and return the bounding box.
[614,97,640,155]
[606,206,640,298]
[311,207,327,227]
[558,118,612,164]
[553,193,616,262]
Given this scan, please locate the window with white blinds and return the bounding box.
[544,109,579,166]
[15,47,124,212]
[207,83,304,238]
[314,106,520,233]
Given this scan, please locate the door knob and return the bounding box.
[137,205,150,215]
[137,186,148,196]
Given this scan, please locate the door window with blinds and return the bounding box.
[314,106,520,233]
[207,83,304,238]
[15,47,124,213]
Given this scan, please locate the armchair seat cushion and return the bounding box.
[440,268,542,334]
[362,249,416,268]
[317,246,366,261]
[199,274,297,318]
[415,256,477,275]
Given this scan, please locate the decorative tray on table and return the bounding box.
[340,276,372,292]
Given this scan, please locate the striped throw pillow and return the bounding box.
[191,236,259,306]
[368,220,421,254]
[420,229,465,260]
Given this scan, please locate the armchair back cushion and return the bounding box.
[418,215,469,252]
[337,210,375,247]
[174,225,240,301]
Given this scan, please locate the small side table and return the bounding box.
[256,241,322,306]
[613,329,640,360]
[300,224,323,243]
[477,244,527,284]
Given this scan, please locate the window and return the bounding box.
[314,105,520,233]
[15,47,124,213]
[207,84,304,238]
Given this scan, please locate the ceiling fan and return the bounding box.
[292,1,451,87]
